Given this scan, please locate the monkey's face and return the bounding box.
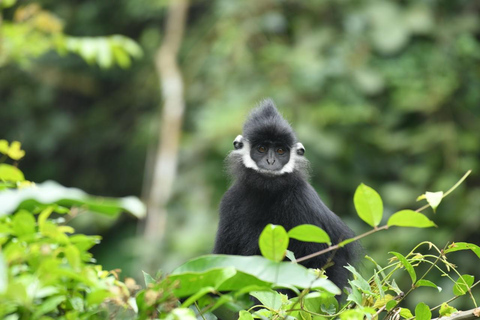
[231,135,305,176]
[250,143,291,172]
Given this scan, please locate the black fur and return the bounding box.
[213,99,358,292]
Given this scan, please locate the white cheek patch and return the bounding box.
[232,136,304,176]
[277,142,304,174]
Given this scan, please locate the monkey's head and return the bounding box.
[228,99,308,181]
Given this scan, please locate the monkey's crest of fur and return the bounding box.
[243,99,297,148]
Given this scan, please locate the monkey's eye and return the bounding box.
[277,148,285,155]
[258,146,266,153]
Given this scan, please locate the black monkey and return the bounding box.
[213,99,359,292]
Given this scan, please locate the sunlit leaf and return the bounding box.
[439,303,458,317]
[1,0,16,8]
[425,191,443,212]
[0,164,25,182]
[12,210,36,236]
[387,210,436,228]
[373,294,394,309]
[32,296,65,318]
[415,302,431,320]
[169,267,236,298]
[445,242,480,259]
[7,141,25,160]
[87,289,115,305]
[239,310,255,320]
[143,271,156,286]
[415,280,441,292]
[259,224,289,262]
[399,308,414,319]
[354,183,383,227]
[0,180,145,218]
[287,224,331,244]
[389,252,416,284]
[0,254,7,294]
[250,290,283,310]
[453,274,474,296]
[172,255,340,295]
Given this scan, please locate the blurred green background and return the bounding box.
[1,0,479,308]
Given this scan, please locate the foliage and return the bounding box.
[137,170,478,320]
[0,141,144,319]
[1,140,478,319]
[0,3,142,68]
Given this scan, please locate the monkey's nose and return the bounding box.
[266,158,276,165]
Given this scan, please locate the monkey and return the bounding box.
[213,99,359,294]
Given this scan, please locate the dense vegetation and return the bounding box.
[1,0,479,318]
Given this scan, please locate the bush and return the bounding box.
[1,140,478,320]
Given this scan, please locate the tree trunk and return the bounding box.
[142,0,189,271]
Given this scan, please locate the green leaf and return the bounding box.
[180,309,202,320]
[386,300,398,311]
[259,224,289,262]
[387,210,436,228]
[143,271,156,286]
[0,254,7,294]
[169,267,236,298]
[32,296,65,318]
[285,250,296,262]
[415,280,441,292]
[112,46,131,68]
[180,286,216,307]
[64,245,81,270]
[453,274,474,296]
[425,191,443,212]
[1,0,17,9]
[87,289,115,305]
[172,255,341,295]
[345,265,371,293]
[354,183,383,227]
[444,242,480,259]
[399,308,414,319]
[0,180,145,218]
[12,210,36,236]
[250,290,283,310]
[0,164,25,182]
[97,40,113,68]
[439,303,458,317]
[389,252,416,284]
[7,141,25,160]
[38,206,54,233]
[346,281,362,305]
[239,310,255,320]
[165,308,197,320]
[288,224,331,244]
[340,309,366,320]
[415,302,432,320]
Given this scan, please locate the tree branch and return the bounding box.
[432,308,480,320]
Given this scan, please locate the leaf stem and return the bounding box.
[443,170,472,198]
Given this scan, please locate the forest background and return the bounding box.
[1,0,479,311]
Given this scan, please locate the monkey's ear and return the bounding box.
[296,142,305,156]
[233,135,244,150]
